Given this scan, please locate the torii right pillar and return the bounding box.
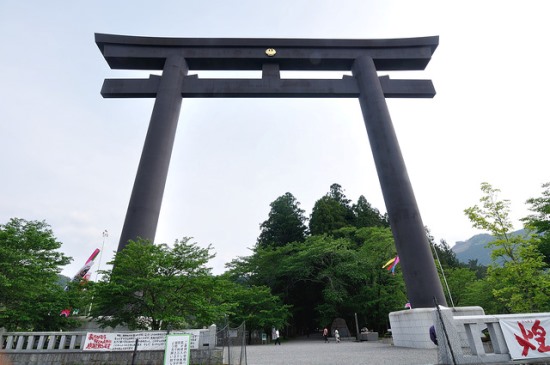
[353,55,446,308]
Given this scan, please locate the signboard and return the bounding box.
[164,334,191,365]
[83,330,201,351]
[500,317,550,360]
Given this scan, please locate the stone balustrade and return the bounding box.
[389,306,550,364]
[0,326,221,365]
[442,312,550,364]
[1,331,86,352]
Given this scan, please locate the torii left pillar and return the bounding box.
[117,55,188,250]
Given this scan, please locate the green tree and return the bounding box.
[226,244,319,334]
[440,267,477,306]
[230,187,405,336]
[465,259,487,280]
[328,183,352,206]
[220,278,291,333]
[352,195,389,228]
[90,238,229,330]
[464,183,550,313]
[460,278,506,314]
[257,192,308,248]
[230,226,406,334]
[346,227,407,332]
[0,218,73,331]
[309,184,355,235]
[523,182,550,265]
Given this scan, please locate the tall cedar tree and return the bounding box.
[257,192,308,248]
[244,184,407,334]
[352,195,389,228]
[236,227,406,335]
[309,184,355,235]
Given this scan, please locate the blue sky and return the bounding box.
[1,0,549,277]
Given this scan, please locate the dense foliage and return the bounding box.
[227,185,405,335]
[523,182,550,265]
[89,238,291,331]
[4,181,550,337]
[90,238,229,330]
[0,218,75,331]
[464,182,550,313]
[219,277,291,331]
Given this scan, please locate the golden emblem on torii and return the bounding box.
[265,48,277,57]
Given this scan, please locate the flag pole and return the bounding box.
[431,240,455,308]
[95,230,109,281]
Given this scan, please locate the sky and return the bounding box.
[1,0,549,278]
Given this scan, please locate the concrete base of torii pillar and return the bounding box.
[388,306,485,349]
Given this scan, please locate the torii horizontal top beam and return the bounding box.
[95,33,438,72]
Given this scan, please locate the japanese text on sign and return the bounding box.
[500,317,550,360]
[83,330,201,352]
[164,334,190,365]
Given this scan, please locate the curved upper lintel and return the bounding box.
[95,33,439,72]
[94,33,439,52]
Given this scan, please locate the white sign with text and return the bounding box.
[164,334,191,365]
[500,317,550,360]
[83,330,201,351]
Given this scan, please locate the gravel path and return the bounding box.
[244,338,438,365]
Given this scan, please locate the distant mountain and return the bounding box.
[451,229,527,266]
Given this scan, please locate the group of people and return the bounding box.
[271,325,436,346]
[322,327,341,343]
[273,326,343,344]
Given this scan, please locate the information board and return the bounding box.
[83,330,201,351]
[164,334,191,365]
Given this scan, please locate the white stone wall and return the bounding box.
[389,308,436,348]
[389,306,485,349]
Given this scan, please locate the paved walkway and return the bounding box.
[245,337,438,365]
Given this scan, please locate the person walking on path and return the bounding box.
[335,329,340,343]
[323,327,329,343]
[273,328,281,345]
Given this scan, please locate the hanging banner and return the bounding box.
[164,334,191,365]
[65,248,100,290]
[499,317,550,360]
[61,248,100,317]
[83,330,201,351]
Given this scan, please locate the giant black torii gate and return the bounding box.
[95,33,446,308]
